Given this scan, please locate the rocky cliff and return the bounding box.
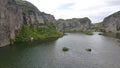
[0,0,56,47]
[16,0,56,28]
[0,0,23,47]
[103,11,120,33]
[56,17,91,32]
[0,0,91,47]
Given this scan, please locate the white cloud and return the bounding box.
[26,0,120,23]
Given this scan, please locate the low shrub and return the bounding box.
[15,24,63,42]
[62,47,69,52]
[84,31,93,35]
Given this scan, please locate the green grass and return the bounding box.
[63,30,83,33]
[84,31,93,35]
[62,47,69,52]
[15,24,63,43]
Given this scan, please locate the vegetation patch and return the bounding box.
[62,47,69,52]
[91,22,104,32]
[117,40,120,43]
[15,24,63,43]
[63,30,83,33]
[84,31,93,35]
[10,39,16,45]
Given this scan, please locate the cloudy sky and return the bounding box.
[26,0,120,23]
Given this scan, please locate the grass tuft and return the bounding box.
[62,47,69,52]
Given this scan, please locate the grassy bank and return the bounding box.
[63,30,83,33]
[84,30,93,35]
[15,24,63,43]
[63,30,93,35]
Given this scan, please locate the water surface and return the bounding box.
[0,32,120,68]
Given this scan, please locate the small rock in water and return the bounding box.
[30,37,34,41]
[85,48,92,52]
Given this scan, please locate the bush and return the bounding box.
[62,47,69,52]
[15,24,63,42]
[84,31,93,35]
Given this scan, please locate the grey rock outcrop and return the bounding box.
[0,0,56,47]
[56,17,91,32]
[16,1,56,28]
[0,0,23,47]
[103,11,120,33]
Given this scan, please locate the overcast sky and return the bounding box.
[26,0,120,23]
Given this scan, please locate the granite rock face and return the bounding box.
[103,11,120,33]
[0,0,23,47]
[16,1,56,28]
[56,17,91,32]
[0,0,56,47]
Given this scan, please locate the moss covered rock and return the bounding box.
[62,47,69,52]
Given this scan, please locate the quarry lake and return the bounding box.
[0,32,120,68]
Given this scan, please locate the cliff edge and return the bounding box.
[0,0,60,47]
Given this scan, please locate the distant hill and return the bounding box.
[56,17,91,32]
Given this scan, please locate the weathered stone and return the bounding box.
[0,0,91,47]
[16,1,56,28]
[56,17,91,32]
[0,0,56,47]
[103,11,120,33]
[0,0,23,47]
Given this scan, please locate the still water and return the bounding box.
[0,32,120,68]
